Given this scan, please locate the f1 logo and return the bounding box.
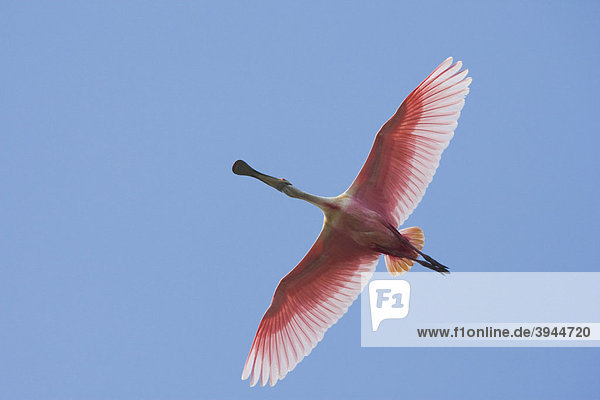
[368,280,411,331]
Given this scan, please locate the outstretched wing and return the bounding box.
[345,57,471,226]
[241,226,379,387]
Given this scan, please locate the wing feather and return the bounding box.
[346,57,471,226]
[241,226,379,386]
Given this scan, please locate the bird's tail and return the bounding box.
[384,226,450,276]
[384,227,424,276]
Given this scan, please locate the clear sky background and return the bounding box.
[2,1,599,399]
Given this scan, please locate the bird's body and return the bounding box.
[233,57,471,386]
[295,191,413,258]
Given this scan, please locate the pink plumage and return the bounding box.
[241,228,380,386]
[347,57,471,226]
[236,57,471,386]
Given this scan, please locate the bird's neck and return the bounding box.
[282,185,335,212]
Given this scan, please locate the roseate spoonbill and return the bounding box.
[233,57,471,387]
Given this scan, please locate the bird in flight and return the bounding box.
[233,57,471,387]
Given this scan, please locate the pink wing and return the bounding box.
[241,226,379,387]
[345,57,472,226]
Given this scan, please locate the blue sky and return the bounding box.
[2,1,599,399]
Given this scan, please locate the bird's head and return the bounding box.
[232,160,293,192]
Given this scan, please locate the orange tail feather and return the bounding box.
[384,227,424,276]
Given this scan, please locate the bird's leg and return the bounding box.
[411,258,450,275]
[378,223,450,275]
